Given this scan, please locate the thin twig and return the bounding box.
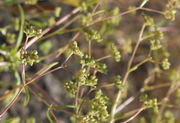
[39,15,80,41]
[25,8,80,49]
[0,87,23,118]
[50,110,60,123]
[32,83,62,105]
[115,96,136,114]
[122,108,144,123]
[0,53,73,118]
[159,83,180,116]
[89,7,163,27]
[26,53,73,86]
[0,85,23,101]
[96,55,112,62]
[110,24,146,123]
[55,32,80,58]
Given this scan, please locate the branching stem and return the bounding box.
[110,24,146,123]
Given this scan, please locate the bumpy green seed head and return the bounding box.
[81,13,93,26]
[20,49,39,66]
[150,40,162,51]
[76,67,89,85]
[164,9,176,21]
[113,75,124,90]
[164,0,180,21]
[140,94,159,113]
[166,0,180,9]
[81,90,109,123]
[84,29,103,43]
[142,14,154,27]
[110,43,121,62]
[161,58,171,70]
[64,81,77,97]
[70,41,84,57]
[80,54,96,67]
[24,21,42,38]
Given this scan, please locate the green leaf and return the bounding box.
[86,0,98,6]
[4,0,17,4]
[15,4,25,51]
[36,62,59,75]
[23,88,30,106]
[46,109,54,123]
[1,119,13,123]
[50,105,76,110]
[28,20,46,28]
[58,0,81,7]
[2,117,20,123]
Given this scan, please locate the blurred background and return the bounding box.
[0,0,180,123]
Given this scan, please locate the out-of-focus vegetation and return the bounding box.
[0,0,180,123]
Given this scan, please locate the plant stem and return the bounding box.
[22,36,29,86]
[22,65,26,85]
[96,55,112,61]
[122,108,145,123]
[140,7,164,15]
[0,85,22,101]
[89,6,163,27]
[88,40,91,57]
[0,87,23,118]
[15,4,25,51]
[0,52,73,118]
[39,15,80,41]
[25,7,80,49]
[110,24,146,123]
[128,57,152,73]
[115,96,137,114]
[159,83,180,120]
